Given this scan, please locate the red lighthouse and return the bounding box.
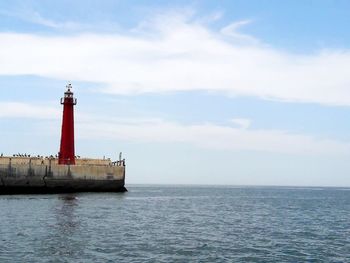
[58,83,77,165]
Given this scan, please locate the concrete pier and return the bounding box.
[0,156,126,194]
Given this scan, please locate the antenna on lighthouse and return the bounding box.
[66,83,72,91]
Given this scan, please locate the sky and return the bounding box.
[1,0,350,186]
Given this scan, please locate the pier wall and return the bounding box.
[0,157,126,193]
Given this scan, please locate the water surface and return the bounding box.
[0,185,349,262]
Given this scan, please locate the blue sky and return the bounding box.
[1,0,350,186]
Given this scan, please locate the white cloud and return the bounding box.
[1,12,350,105]
[1,102,348,155]
[78,116,350,155]
[0,102,60,119]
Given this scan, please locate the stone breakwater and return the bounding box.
[0,157,126,194]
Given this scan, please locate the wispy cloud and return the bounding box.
[0,102,60,119]
[230,118,251,129]
[0,9,81,30]
[27,11,80,30]
[78,117,350,155]
[1,11,350,106]
[220,19,258,44]
[1,102,349,155]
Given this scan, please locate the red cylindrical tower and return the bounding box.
[58,83,77,165]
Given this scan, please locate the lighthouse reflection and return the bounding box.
[57,194,80,230]
[46,194,83,259]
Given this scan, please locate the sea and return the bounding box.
[0,185,349,262]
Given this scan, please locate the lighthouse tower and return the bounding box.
[58,83,77,165]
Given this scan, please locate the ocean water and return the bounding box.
[0,186,349,262]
